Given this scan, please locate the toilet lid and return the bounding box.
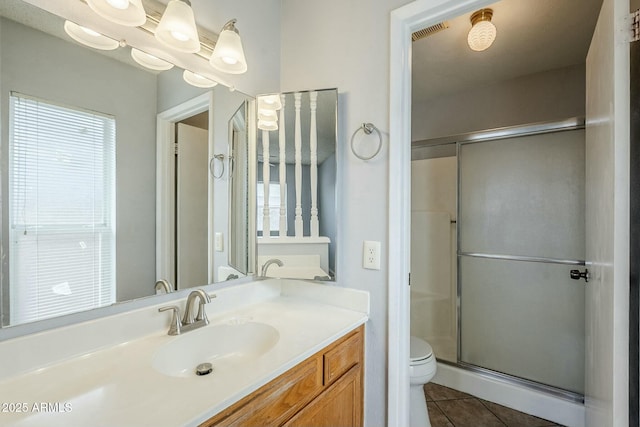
[410,336,433,362]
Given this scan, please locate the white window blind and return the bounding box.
[9,93,116,325]
[257,182,286,234]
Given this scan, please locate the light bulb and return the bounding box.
[222,56,238,65]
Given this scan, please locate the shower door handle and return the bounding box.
[570,269,589,282]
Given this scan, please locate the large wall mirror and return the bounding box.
[256,89,337,280]
[0,0,256,329]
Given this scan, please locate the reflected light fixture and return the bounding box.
[63,20,119,50]
[467,8,497,52]
[155,0,200,53]
[183,70,218,88]
[258,109,278,122]
[258,120,278,131]
[210,19,248,74]
[131,48,174,71]
[257,94,282,112]
[86,0,147,27]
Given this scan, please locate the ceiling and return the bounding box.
[411,0,603,103]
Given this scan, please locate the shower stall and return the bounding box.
[410,118,586,401]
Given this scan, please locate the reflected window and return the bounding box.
[8,93,116,325]
[257,182,286,235]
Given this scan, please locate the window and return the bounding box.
[257,182,286,235]
[8,93,116,325]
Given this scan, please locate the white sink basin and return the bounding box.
[152,321,280,377]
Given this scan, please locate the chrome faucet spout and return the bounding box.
[182,289,212,326]
[159,289,215,335]
[155,279,172,294]
[260,258,284,277]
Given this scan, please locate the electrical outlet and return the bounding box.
[215,232,224,252]
[363,240,381,270]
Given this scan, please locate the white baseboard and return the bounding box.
[432,362,585,427]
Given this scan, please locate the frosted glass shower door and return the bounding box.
[458,129,585,394]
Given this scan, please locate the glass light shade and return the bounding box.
[155,0,200,53]
[182,70,217,88]
[86,0,146,27]
[467,20,497,51]
[131,49,174,71]
[210,28,247,74]
[63,21,119,51]
[257,95,282,111]
[258,110,278,121]
[258,120,278,131]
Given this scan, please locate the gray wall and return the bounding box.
[412,64,586,141]
[0,18,157,305]
[318,153,337,275]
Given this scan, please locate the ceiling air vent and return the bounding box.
[411,22,450,42]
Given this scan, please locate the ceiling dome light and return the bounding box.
[63,20,119,50]
[155,0,200,53]
[258,120,278,131]
[131,48,174,71]
[210,19,247,74]
[87,0,146,27]
[467,8,497,52]
[182,70,218,88]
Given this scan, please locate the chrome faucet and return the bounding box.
[260,258,284,277]
[158,289,215,335]
[155,279,173,294]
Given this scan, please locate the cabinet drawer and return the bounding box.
[201,356,323,427]
[323,329,362,385]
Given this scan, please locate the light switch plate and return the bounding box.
[215,232,223,252]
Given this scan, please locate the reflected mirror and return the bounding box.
[0,0,255,328]
[256,89,337,280]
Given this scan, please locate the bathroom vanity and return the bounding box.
[202,325,363,427]
[0,280,368,427]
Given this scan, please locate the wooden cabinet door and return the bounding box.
[284,366,362,427]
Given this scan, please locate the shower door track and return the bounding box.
[452,118,587,404]
[439,359,585,404]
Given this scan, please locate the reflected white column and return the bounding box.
[294,92,303,237]
[262,129,270,237]
[278,94,287,237]
[309,91,319,237]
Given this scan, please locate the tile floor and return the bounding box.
[424,383,565,427]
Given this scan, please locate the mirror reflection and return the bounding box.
[256,89,337,280]
[0,0,255,328]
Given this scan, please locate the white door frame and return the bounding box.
[156,92,214,286]
[388,1,498,425]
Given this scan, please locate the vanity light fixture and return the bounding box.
[86,0,147,27]
[131,48,174,71]
[210,19,248,74]
[63,20,120,50]
[258,120,278,131]
[258,109,278,122]
[155,0,200,53]
[257,94,283,112]
[182,70,218,88]
[467,8,497,52]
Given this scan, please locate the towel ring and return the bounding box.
[351,123,382,161]
[210,154,225,179]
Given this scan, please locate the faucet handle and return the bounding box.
[159,305,181,335]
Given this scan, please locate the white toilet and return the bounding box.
[410,336,437,427]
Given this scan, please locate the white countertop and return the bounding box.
[0,280,369,427]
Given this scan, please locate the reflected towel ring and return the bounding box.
[210,154,225,179]
[351,122,382,160]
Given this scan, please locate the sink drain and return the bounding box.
[195,362,213,376]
